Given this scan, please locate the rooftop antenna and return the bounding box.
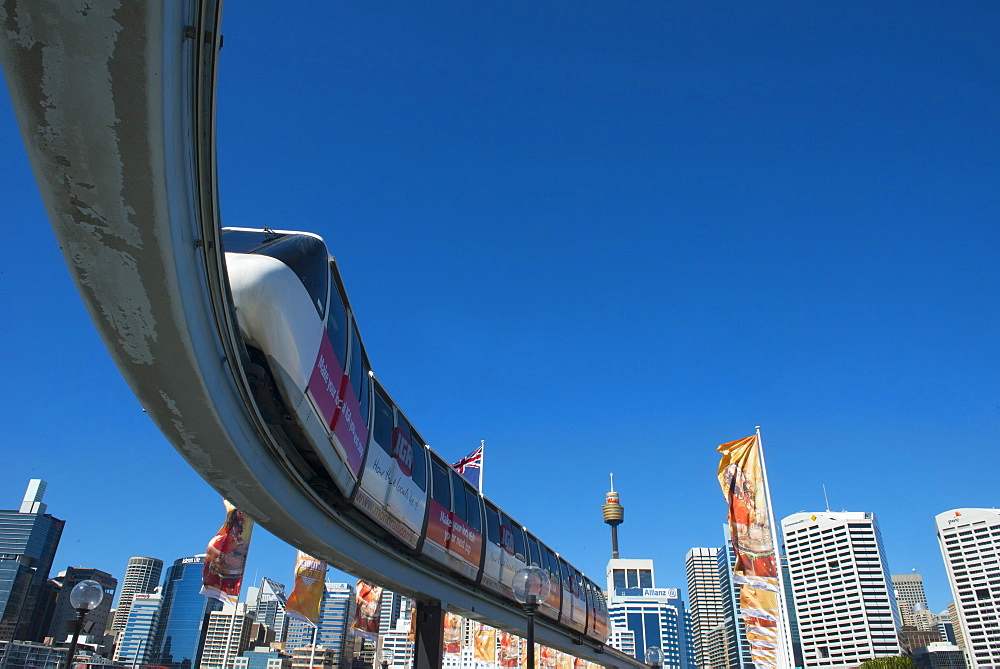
[823,484,831,512]
[602,474,624,559]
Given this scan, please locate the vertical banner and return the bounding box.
[201,499,254,606]
[350,580,383,639]
[443,612,463,657]
[473,622,497,667]
[285,552,327,626]
[718,434,782,669]
[540,646,556,669]
[498,631,520,668]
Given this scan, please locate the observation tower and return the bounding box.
[602,474,625,559]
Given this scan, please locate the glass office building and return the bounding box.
[0,480,65,642]
[151,555,222,669]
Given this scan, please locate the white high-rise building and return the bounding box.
[112,557,164,635]
[935,508,1000,668]
[113,592,161,664]
[686,548,725,669]
[782,511,901,668]
[201,604,255,669]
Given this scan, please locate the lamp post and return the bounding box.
[512,566,551,669]
[64,579,105,669]
[644,646,662,669]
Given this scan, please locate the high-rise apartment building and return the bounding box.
[782,511,901,668]
[0,480,65,642]
[716,533,750,669]
[111,557,163,636]
[150,555,222,669]
[685,548,725,669]
[285,582,355,669]
[201,604,255,669]
[935,508,1000,668]
[46,567,117,648]
[606,558,691,668]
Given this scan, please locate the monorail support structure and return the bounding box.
[0,3,640,667]
[413,600,445,669]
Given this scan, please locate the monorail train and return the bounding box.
[223,227,609,644]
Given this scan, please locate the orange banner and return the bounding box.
[201,499,254,606]
[473,622,496,665]
[285,551,326,625]
[719,434,782,668]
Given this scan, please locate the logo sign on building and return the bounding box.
[642,588,678,599]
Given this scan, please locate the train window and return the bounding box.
[325,280,349,368]
[526,535,541,568]
[559,560,572,591]
[431,459,451,509]
[258,234,328,319]
[372,389,392,454]
[511,524,527,563]
[409,431,427,492]
[464,486,482,533]
[450,471,467,521]
[544,547,560,585]
[347,324,367,416]
[485,504,501,545]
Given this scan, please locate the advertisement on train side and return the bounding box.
[306,335,367,476]
[426,499,483,570]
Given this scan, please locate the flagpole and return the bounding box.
[755,426,794,669]
[479,440,485,496]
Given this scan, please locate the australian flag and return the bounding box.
[452,442,484,490]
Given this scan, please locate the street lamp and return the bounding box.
[644,646,662,669]
[379,648,393,669]
[64,579,105,669]
[512,566,551,669]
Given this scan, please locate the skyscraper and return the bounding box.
[782,511,901,668]
[151,555,222,669]
[111,557,164,636]
[113,592,162,665]
[893,573,931,629]
[0,480,65,642]
[685,548,725,669]
[935,508,1000,668]
[717,535,751,669]
[606,558,692,668]
[247,578,288,643]
[285,582,355,669]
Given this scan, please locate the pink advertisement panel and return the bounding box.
[306,334,366,476]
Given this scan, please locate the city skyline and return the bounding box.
[2,0,996,630]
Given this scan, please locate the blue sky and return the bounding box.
[1,2,997,615]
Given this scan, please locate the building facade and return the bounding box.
[111,557,164,636]
[606,558,691,668]
[247,578,288,644]
[893,573,932,630]
[46,567,117,650]
[0,480,65,642]
[285,582,355,669]
[200,604,254,669]
[685,548,725,669]
[935,508,1000,669]
[150,555,222,669]
[782,511,901,668]
[113,592,161,665]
